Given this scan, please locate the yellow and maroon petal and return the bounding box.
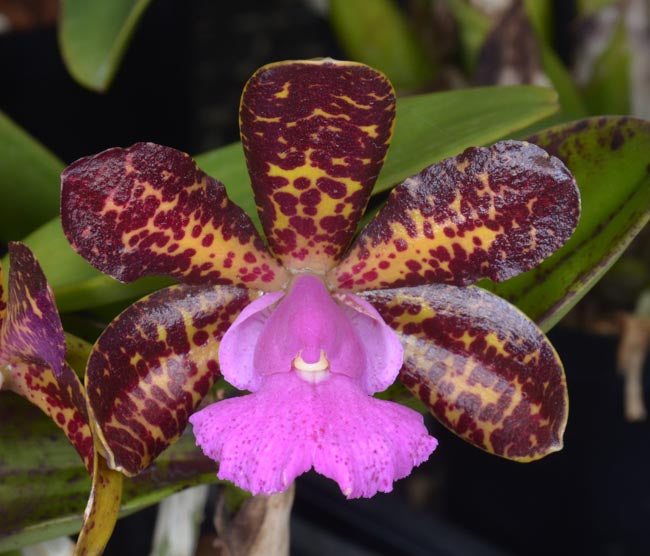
[329,141,580,291]
[61,143,289,291]
[1,242,65,372]
[2,361,94,472]
[240,59,395,272]
[0,243,93,471]
[360,284,568,461]
[86,283,257,476]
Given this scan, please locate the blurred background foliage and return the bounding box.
[2,1,650,555]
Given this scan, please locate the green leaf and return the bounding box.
[583,19,631,115]
[539,44,588,121]
[375,85,559,194]
[0,394,218,552]
[329,0,435,91]
[11,86,556,312]
[1,218,172,313]
[0,113,63,240]
[523,0,554,47]
[486,117,650,331]
[198,86,559,210]
[59,0,152,91]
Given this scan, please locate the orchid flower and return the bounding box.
[0,242,93,472]
[60,59,579,498]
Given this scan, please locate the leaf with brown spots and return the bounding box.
[62,142,289,292]
[86,283,257,475]
[329,141,579,291]
[0,243,93,472]
[240,59,395,272]
[361,284,568,461]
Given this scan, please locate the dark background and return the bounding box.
[1,1,649,554]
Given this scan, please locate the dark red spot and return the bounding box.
[274,192,299,216]
[289,216,317,238]
[394,238,408,252]
[405,259,422,272]
[317,177,347,199]
[300,188,321,206]
[294,177,310,190]
[201,233,214,247]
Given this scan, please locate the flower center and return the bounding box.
[292,349,330,383]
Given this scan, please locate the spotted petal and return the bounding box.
[329,141,580,291]
[240,59,395,271]
[62,142,289,291]
[0,243,93,471]
[85,283,257,475]
[361,284,568,461]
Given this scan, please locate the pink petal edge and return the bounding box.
[190,372,437,498]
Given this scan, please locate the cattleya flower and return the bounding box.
[0,243,93,472]
[61,59,579,497]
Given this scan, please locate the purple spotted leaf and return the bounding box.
[240,59,396,272]
[85,283,257,475]
[361,284,567,461]
[328,141,580,291]
[0,243,93,472]
[61,142,289,292]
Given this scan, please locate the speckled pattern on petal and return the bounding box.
[1,242,65,374]
[190,372,436,498]
[62,143,289,291]
[240,60,395,272]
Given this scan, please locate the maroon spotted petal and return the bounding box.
[62,143,289,291]
[1,242,65,373]
[85,283,257,475]
[361,284,567,461]
[0,243,93,472]
[240,59,395,272]
[329,141,580,291]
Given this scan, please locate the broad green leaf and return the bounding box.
[375,85,559,194]
[1,218,172,313]
[197,86,559,218]
[59,0,152,91]
[0,394,218,552]
[487,117,650,331]
[329,0,435,91]
[0,113,63,240]
[10,86,556,312]
[583,19,631,115]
